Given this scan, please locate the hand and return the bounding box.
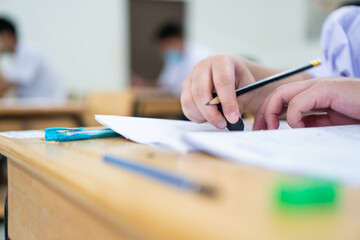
[181,54,257,129]
[253,78,360,130]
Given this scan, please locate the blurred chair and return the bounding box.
[84,89,135,126]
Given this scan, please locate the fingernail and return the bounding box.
[217,120,227,129]
[227,112,239,124]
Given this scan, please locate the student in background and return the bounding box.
[156,22,212,96]
[180,5,360,130]
[0,17,66,100]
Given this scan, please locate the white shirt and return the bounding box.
[158,42,212,96]
[3,41,66,100]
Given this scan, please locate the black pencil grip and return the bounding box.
[217,104,244,131]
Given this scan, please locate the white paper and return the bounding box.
[95,115,232,152]
[0,130,44,139]
[183,125,360,185]
[95,115,359,184]
[95,115,290,152]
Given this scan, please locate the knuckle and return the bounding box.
[196,59,206,68]
[213,54,230,62]
[192,58,208,72]
[274,84,288,93]
[288,98,298,109]
[180,95,193,110]
[192,87,205,99]
[215,77,232,88]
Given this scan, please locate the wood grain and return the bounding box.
[0,135,359,240]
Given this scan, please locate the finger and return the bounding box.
[191,61,227,129]
[253,91,287,130]
[301,111,360,127]
[301,114,333,127]
[263,81,316,129]
[326,109,360,126]
[181,74,206,123]
[286,83,333,128]
[233,60,257,115]
[253,94,271,130]
[212,56,240,124]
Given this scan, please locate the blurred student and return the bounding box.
[180,6,360,130]
[0,17,66,100]
[156,22,212,96]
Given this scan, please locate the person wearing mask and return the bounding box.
[0,17,66,100]
[156,22,212,96]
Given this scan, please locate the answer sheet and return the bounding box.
[184,124,360,185]
[95,115,231,152]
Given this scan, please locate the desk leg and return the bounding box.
[7,160,130,240]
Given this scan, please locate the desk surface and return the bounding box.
[132,88,182,118]
[0,100,84,117]
[0,100,85,131]
[0,135,359,240]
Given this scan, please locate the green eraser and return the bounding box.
[277,179,338,205]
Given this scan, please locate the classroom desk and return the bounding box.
[0,100,85,131]
[0,134,359,240]
[132,88,183,119]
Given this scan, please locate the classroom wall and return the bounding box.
[0,0,129,95]
[0,0,323,96]
[186,0,322,68]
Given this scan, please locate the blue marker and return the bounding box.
[45,127,121,142]
[103,155,216,198]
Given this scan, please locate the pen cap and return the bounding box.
[45,127,83,141]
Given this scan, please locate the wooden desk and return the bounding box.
[0,135,359,240]
[132,88,182,119]
[0,100,85,131]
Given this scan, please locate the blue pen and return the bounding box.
[103,155,216,198]
[45,127,121,142]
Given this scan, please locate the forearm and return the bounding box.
[239,58,313,114]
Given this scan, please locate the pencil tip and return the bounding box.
[205,102,210,106]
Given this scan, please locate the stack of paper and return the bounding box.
[96,115,360,185]
[95,115,229,152]
[183,125,360,185]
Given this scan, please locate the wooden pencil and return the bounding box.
[206,59,321,106]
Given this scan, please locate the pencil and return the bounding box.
[206,59,321,105]
[103,155,217,198]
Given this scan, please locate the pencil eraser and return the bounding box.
[227,118,244,131]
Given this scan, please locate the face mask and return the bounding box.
[163,50,183,66]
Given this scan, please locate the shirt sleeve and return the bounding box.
[3,45,41,86]
[307,6,360,78]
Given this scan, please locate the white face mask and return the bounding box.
[163,50,183,66]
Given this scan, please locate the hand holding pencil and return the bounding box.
[181,54,321,130]
[181,55,257,129]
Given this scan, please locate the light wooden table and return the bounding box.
[132,88,183,119]
[0,100,85,131]
[0,135,359,240]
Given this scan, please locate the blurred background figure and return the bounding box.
[0,0,358,129]
[156,22,212,96]
[0,17,66,101]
